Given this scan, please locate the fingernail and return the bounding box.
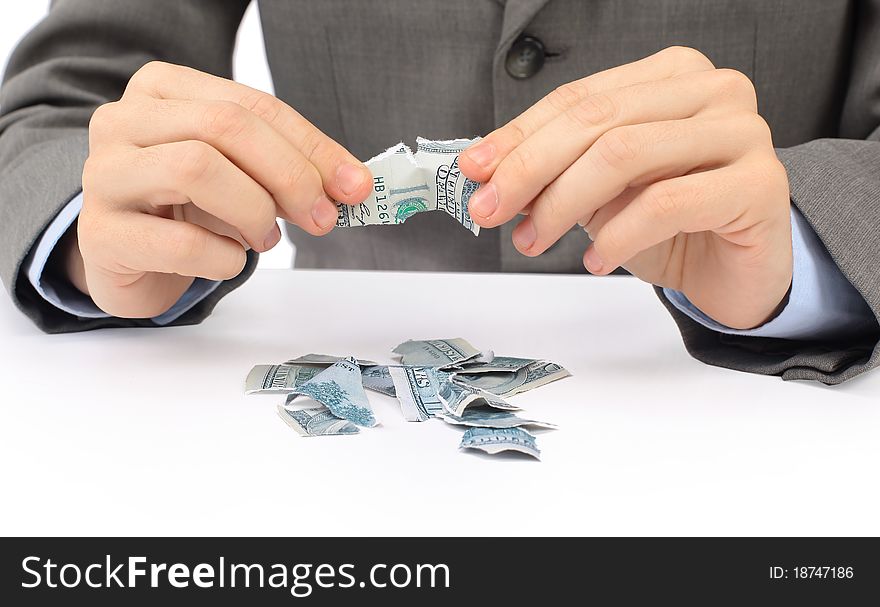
[465,142,496,169]
[468,183,498,218]
[336,163,368,197]
[262,224,282,251]
[584,245,604,273]
[513,220,537,253]
[312,195,339,230]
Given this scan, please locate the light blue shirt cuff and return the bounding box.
[23,192,222,326]
[663,205,876,341]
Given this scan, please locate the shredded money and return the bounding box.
[336,138,481,235]
[361,365,396,397]
[392,337,481,367]
[286,354,378,366]
[244,338,570,460]
[440,407,557,430]
[277,403,359,437]
[388,366,446,422]
[455,361,572,398]
[459,427,542,460]
[435,373,520,417]
[286,357,377,428]
[245,364,322,394]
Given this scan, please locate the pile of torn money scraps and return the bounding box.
[244,338,571,460]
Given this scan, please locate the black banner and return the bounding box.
[1,537,877,605]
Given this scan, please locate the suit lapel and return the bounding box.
[497,0,552,58]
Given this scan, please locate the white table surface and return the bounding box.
[1,269,877,536]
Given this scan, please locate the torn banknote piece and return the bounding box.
[459,427,542,460]
[277,403,359,437]
[336,137,482,235]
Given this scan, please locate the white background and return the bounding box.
[0,1,296,269]
[2,269,879,536]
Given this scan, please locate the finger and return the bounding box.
[123,62,372,203]
[82,210,248,318]
[96,99,341,233]
[585,167,750,276]
[85,270,198,319]
[578,187,642,236]
[468,69,757,226]
[589,152,789,276]
[460,45,715,180]
[92,97,358,227]
[105,212,248,281]
[91,141,283,249]
[512,114,768,256]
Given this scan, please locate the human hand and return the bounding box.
[75,62,372,318]
[460,47,792,329]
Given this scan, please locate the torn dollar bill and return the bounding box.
[439,406,557,430]
[277,403,359,437]
[436,373,520,416]
[361,365,397,397]
[388,366,447,422]
[285,354,378,367]
[245,364,322,394]
[450,356,536,373]
[455,361,571,398]
[392,337,482,368]
[459,427,541,460]
[336,137,481,235]
[286,357,377,427]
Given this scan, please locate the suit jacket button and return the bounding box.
[505,35,546,79]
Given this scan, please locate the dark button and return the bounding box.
[505,35,545,79]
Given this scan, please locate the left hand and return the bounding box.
[459,46,792,330]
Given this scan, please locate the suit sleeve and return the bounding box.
[0,0,256,334]
[657,0,880,384]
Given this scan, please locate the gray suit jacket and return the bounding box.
[1,0,878,384]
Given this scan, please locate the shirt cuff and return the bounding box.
[23,192,222,326]
[663,205,876,341]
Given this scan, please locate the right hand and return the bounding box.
[74,61,372,318]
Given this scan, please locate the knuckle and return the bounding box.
[201,101,250,140]
[770,158,789,186]
[298,129,324,164]
[168,226,209,262]
[566,93,617,130]
[238,90,284,126]
[751,155,789,194]
[593,127,640,169]
[81,155,106,193]
[76,205,112,261]
[280,155,312,192]
[174,141,216,185]
[75,201,100,241]
[549,80,589,112]
[712,68,757,106]
[128,60,171,91]
[139,60,169,77]
[644,182,682,218]
[503,119,530,147]
[88,102,120,143]
[505,145,534,179]
[664,45,714,70]
[743,112,773,144]
[132,147,163,171]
